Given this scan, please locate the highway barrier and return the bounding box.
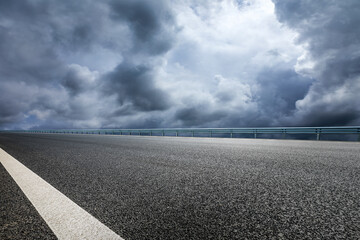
[5,126,360,141]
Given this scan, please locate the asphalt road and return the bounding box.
[0,163,57,240]
[0,133,359,239]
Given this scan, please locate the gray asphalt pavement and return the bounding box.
[0,163,57,240]
[0,133,359,239]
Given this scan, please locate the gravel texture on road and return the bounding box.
[0,163,57,240]
[0,133,359,239]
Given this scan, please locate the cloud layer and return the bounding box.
[273,0,360,126]
[0,0,359,129]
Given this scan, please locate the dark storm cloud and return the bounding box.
[62,72,86,96]
[175,107,225,127]
[0,0,177,129]
[0,0,105,128]
[0,0,64,128]
[109,0,176,55]
[0,0,48,22]
[1,0,359,130]
[61,65,97,96]
[100,0,177,115]
[0,25,64,85]
[0,90,24,125]
[104,62,170,112]
[255,69,312,123]
[170,68,313,128]
[272,0,360,126]
[273,0,360,57]
[293,109,359,127]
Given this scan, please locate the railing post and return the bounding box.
[254,130,257,139]
[230,132,233,138]
[176,131,178,137]
[210,131,212,138]
[162,131,164,136]
[316,129,321,140]
[192,131,194,137]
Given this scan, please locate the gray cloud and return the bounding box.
[109,0,177,56]
[103,61,171,112]
[0,0,359,130]
[175,106,226,127]
[273,0,360,126]
[255,69,313,125]
[100,0,177,114]
[0,0,176,129]
[61,64,98,96]
[0,85,26,126]
[0,25,64,85]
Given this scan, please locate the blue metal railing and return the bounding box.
[5,126,360,141]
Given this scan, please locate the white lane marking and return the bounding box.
[0,148,124,240]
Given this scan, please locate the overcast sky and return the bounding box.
[0,0,359,130]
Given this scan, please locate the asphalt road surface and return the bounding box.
[0,133,359,239]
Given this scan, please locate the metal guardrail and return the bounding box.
[6,126,360,141]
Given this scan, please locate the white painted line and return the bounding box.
[0,148,124,240]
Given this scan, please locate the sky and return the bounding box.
[0,0,359,130]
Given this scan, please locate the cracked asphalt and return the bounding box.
[0,133,359,239]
